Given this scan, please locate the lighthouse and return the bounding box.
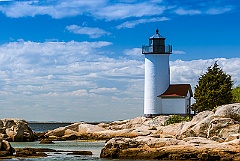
[142,29,172,117]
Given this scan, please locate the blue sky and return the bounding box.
[0,0,239,122]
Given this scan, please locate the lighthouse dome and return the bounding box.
[150,29,165,39]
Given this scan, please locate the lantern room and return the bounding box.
[142,29,172,54]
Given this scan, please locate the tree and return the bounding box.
[192,61,233,113]
[232,86,240,103]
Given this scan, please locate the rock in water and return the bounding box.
[15,148,47,157]
[45,116,170,140]
[0,138,15,157]
[66,150,92,155]
[0,118,35,142]
[40,138,54,144]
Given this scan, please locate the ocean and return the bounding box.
[7,123,105,161]
[10,140,106,161]
[28,122,73,132]
[6,123,155,161]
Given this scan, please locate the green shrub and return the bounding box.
[165,115,192,126]
[192,61,233,113]
[232,86,240,103]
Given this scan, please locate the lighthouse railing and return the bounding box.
[142,45,153,53]
[165,44,172,53]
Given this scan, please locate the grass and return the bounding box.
[165,115,192,126]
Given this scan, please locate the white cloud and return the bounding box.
[0,1,169,20]
[170,58,240,88]
[64,89,92,97]
[94,2,166,20]
[124,48,142,57]
[0,42,145,121]
[205,6,233,15]
[66,25,111,38]
[0,1,51,18]
[89,87,118,93]
[0,0,236,23]
[0,40,113,94]
[116,17,170,29]
[174,5,235,16]
[40,92,59,97]
[0,0,105,18]
[174,7,201,15]
[0,41,239,121]
[172,50,186,54]
[0,40,112,57]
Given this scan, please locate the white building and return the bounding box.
[142,30,193,117]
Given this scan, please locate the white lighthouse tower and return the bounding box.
[142,29,172,117]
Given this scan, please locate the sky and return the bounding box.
[0,0,239,122]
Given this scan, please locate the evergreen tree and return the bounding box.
[232,86,240,103]
[192,61,233,113]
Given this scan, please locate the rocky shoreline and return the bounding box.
[0,103,239,160]
[100,136,240,160]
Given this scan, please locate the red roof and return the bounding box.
[159,84,193,97]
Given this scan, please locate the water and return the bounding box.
[10,140,107,161]
[28,122,73,132]
[7,123,108,161]
[10,141,149,161]
[5,123,157,161]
